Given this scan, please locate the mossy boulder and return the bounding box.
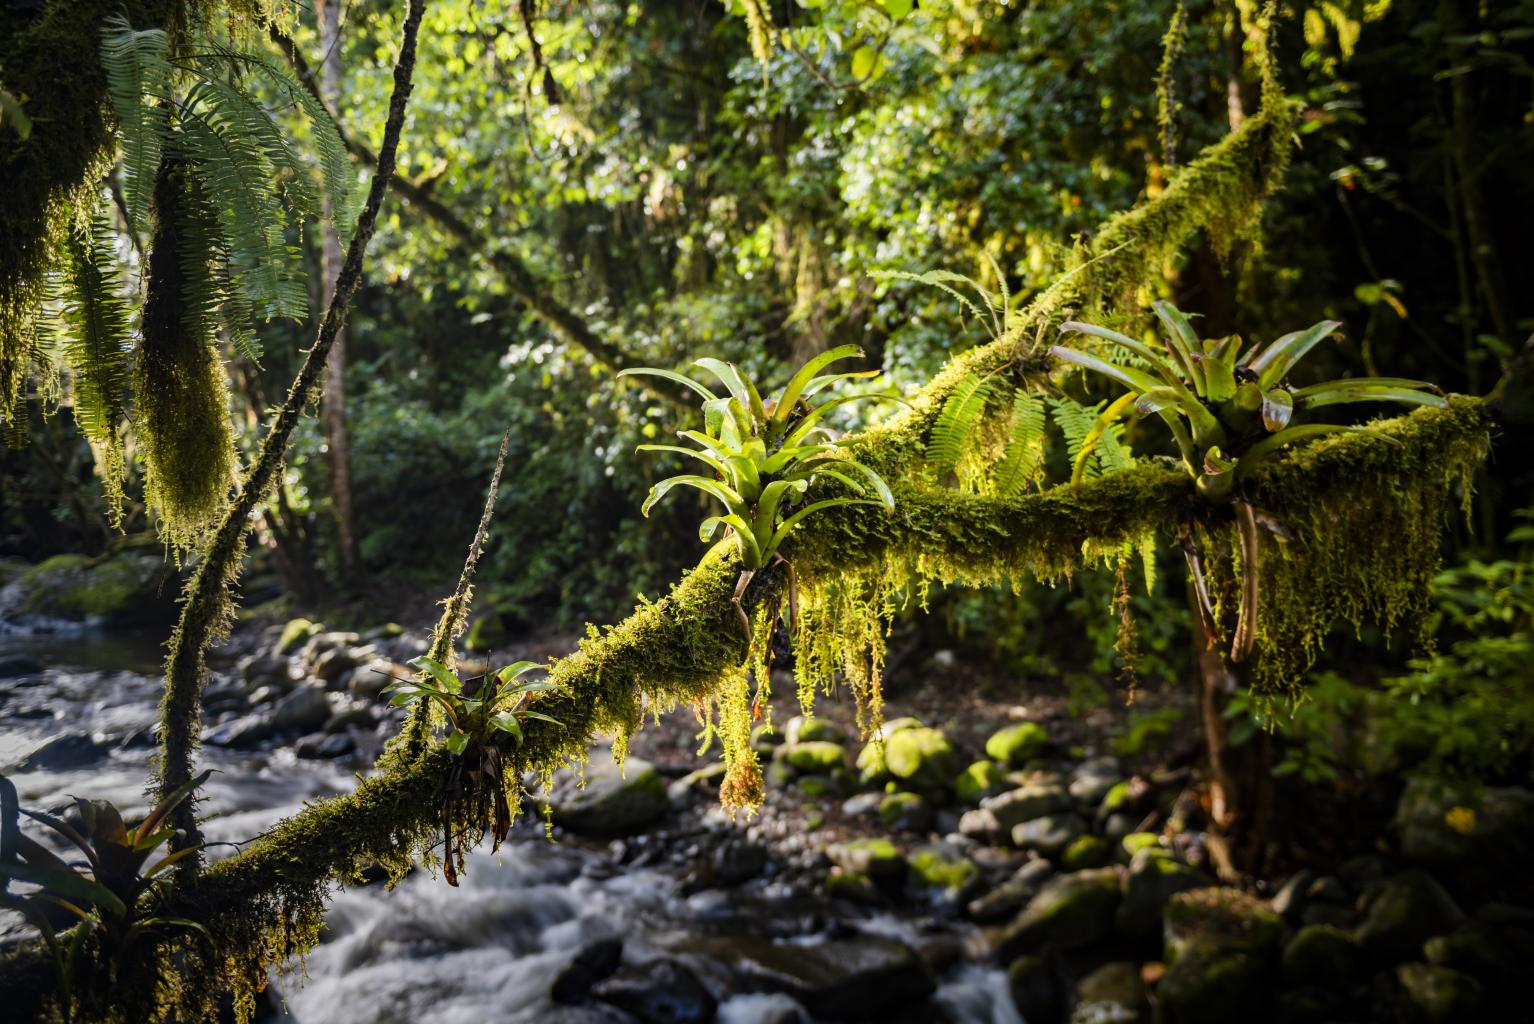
[1354,870,1465,965]
[984,784,1072,831]
[854,716,923,780]
[1076,961,1146,1022]
[909,844,979,895]
[1394,776,1534,880]
[782,741,850,773]
[954,760,1009,805]
[1372,962,1486,1024]
[881,726,958,792]
[1117,849,1211,943]
[1121,832,1163,858]
[785,714,846,746]
[1008,954,1071,1024]
[827,838,906,886]
[826,870,882,905]
[1157,888,1284,1024]
[1011,812,1087,859]
[1061,834,1111,871]
[5,551,177,626]
[547,754,671,834]
[1164,887,1283,964]
[878,791,932,832]
[997,867,1122,960]
[986,722,1049,766]
[277,617,321,654]
[1282,924,1359,989]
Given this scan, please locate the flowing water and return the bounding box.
[0,627,1021,1024]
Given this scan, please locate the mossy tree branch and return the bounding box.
[155,0,429,862]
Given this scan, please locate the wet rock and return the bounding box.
[549,754,670,835]
[842,792,884,817]
[668,762,727,807]
[295,732,355,759]
[986,722,1049,767]
[1007,952,1072,1024]
[0,654,43,678]
[1074,961,1144,1023]
[984,785,1072,832]
[1157,888,1283,1024]
[954,760,1009,805]
[592,958,716,1024]
[711,838,768,885]
[1306,875,1349,905]
[313,647,361,687]
[1271,869,1312,924]
[1354,870,1465,965]
[1282,924,1359,989]
[1164,887,1282,964]
[1102,814,1138,844]
[826,838,905,885]
[1115,850,1210,943]
[781,741,849,773]
[1097,778,1152,824]
[202,682,249,716]
[273,685,332,734]
[242,655,292,691]
[997,867,1122,959]
[1394,776,1534,880]
[552,937,624,1003]
[879,791,932,832]
[324,707,377,734]
[882,726,958,792]
[826,870,883,905]
[1012,813,1087,859]
[1371,962,1486,1024]
[853,716,922,780]
[908,843,979,896]
[967,858,1054,923]
[203,713,276,749]
[1062,835,1111,871]
[347,660,400,700]
[1423,922,1527,979]
[277,617,320,654]
[16,732,106,771]
[728,934,936,1019]
[784,715,845,746]
[957,808,1001,843]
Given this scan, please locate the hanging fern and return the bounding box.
[927,372,995,476]
[59,214,134,525]
[994,391,1048,497]
[102,15,174,239]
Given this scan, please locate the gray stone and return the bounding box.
[241,655,292,691]
[1271,869,1313,923]
[1306,874,1349,905]
[548,753,670,835]
[879,791,932,832]
[1355,870,1465,965]
[967,858,1055,923]
[957,807,1002,843]
[1069,773,1120,809]
[16,732,106,771]
[1395,776,1534,879]
[997,867,1122,959]
[1012,812,1087,859]
[551,937,623,1003]
[203,713,276,749]
[784,714,846,746]
[592,959,716,1024]
[1007,953,1071,1024]
[1372,962,1485,1024]
[984,785,1072,831]
[295,732,355,759]
[313,647,361,687]
[725,934,935,1019]
[273,685,332,733]
[1074,961,1144,1023]
[826,838,905,884]
[1115,849,1209,942]
[1158,888,1283,1024]
[1282,924,1359,989]
[841,792,884,817]
[711,837,768,885]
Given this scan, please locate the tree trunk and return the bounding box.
[319,0,360,581]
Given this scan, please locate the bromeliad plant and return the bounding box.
[1051,302,1446,661]
[0,771,213,1018]
[382,657,567,884]
[621,346,898,638]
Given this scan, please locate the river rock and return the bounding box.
[826,838,905,885]
[0,654,43,679]
[1281,924,1358,989]
[785,714,845,746]
[997,867,1122,959]
[882,726,958,792]
[1116,850,1210,943]
[313,646,361,687]
[242,655,292,691]
[842,792,884,817]
[727,934,936,1019]
[853,716,923,779]
[277,617,320,654]
[1075,960,1144,1023]
[15,732,106,771]
[274,685,332,733]
[879,791,932,832]
[967,858,1054,922]
[711,837,768,885]
[348,660,400,700]
[203,713,277,749]
[1271,869,1313,923]
[1355,870,1465,964]
[551,937,624,1003]
[1394,776,1534,881]
[300,631,361,666]
[781,741,849,773]
[954,760,1009,805]
[908,843,979,896]
[957,807,1002,843]
[1007,952,1071,1024]
[548,754,670,835]
[295,732,355,759]
[1012,812,1087,859]
[1157,888,1283,1024]
[986,722,1049,766]
[984,784,1072,831]
[592,958,716,1024]
[1371,962,1486,1024]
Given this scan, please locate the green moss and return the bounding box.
[277,617,319,653]
[909,848,978,891]
[986,722,1049,766]
[954,759,1008,804]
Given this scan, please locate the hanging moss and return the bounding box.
[136,163,239,551]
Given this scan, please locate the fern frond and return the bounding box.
[875,269,1005,341]
[994,390,1047,497]
[200,44,356,244]
[101,14,174,240]
[193,73,322,219]
[60,214,133,523]
[1050,396,1101,481]
[927,372,994,475]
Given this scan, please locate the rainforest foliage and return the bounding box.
[0,0,1531,1020]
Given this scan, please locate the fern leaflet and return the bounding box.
[927,373,993,475]
[994,391,1047,497]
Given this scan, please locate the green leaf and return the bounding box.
[1293,379,1446,410]
[1049,345,1162,394]
[772,344,864,425]
[634,444,730,477]
[1058,321,1178,382]
[1151,301,1205,392]
[641,475,748,519]
[694,358,767,427]
[851,45,883,80]
[0,862,127,918]
[618,367,717,401]
[1261,388,1294,432]
[1249,320,1343,387]
[518,710,564,727]
[445,730,471,755]
[410,656,464,695]
[766,499,882,560]
[490,714,523,743]
[1235,423,1364,476]
[495,661,544,684]
[1070,392,1138,486]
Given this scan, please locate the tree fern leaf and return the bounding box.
[1050,396,1102,481]
[193,74,322,220]
[927,372,993,475]
[100,14,173,240]
[994,390,1046,496]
